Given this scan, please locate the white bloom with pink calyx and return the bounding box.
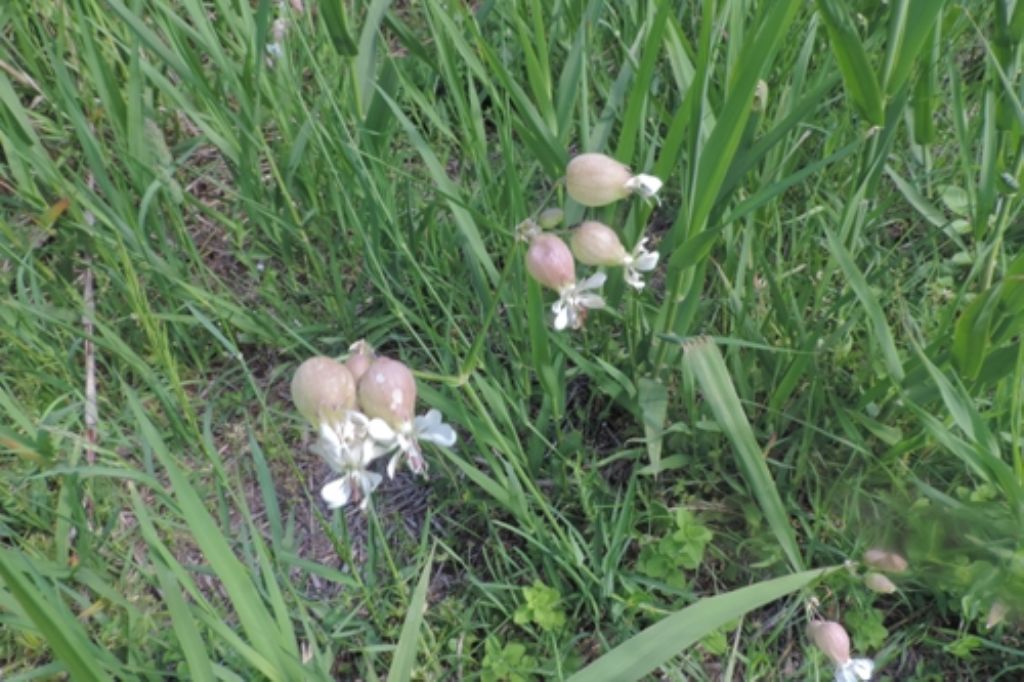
[552,272,606,331]
[570,221,659,290]
[364,408,457,479]
[312,412,388,510]
[622,238,659,290]
[525,232,606,331]
[357,357,456,478]
[807,620,875,682]
[566,153,662,207]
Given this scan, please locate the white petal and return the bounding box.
[419,422,456,447]
[577,293,605,309]
[319,422,341,452]
[624,269,645,290]
[413,409,442,431]
[834,659,874,682]
[358,470,383,497]
[320,477,353,509]
[849,659,874,680]
[553,303,570,330]
[387,452,401,479]
[633,251,659,271]
[625,173,662,198]
[366,418,396,442]
[578,271,607,290]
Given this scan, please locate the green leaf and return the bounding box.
[637,378,668,472]
[388,550,433,682]
[883,0,948,95]
[816,0,884,124]
[0,548,114,681]
[822,226,905,382]
[567,567,836,682]
[319,0,358,55]
[682,338,803,571]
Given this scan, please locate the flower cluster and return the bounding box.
[521,153,662,331]
[290,341,456,510]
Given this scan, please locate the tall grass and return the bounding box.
[1,0,1021,679]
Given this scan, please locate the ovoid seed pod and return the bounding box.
[863,572,897,594]
[291,356,355,425]
[566,153,633,207]
[358,357,417,427]
[526,233,575,291]
[807,620,851,665]
[570,221,627,266]
[863,549,909,573]
[345,339,376,382]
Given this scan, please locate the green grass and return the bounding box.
[1,0,1023,679]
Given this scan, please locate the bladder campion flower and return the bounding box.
[807,620,874,681]
[525,233,605,330]
[313,412,387,510]
[526,233,576,290]
[570,221,660,290]
[566,153,662,207]
[358,357,456,477]
[863,572,897,594]
[290,356,355,426]
[863,549,908,573]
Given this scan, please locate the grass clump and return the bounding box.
[1,0,1022,679]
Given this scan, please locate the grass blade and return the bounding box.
[567,567,834,682]
[387,549,434,682]
[816,0,884,124]
[682,337,803,571]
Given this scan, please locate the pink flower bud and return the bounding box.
[526,233,575,291]
[357,357,417,427]
[345,339,376,382]
[807,620,851,665]
[863,548,909,573]
[570,221,627,266]
[566,153,632,207]
[864,572,897,594]
[290,356,355,425]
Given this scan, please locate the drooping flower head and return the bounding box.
[566,153,662,207]
[807,620,875,682]
[862,549,908,573]
[526,233,575,291]
[863,572,897,594]
[357,357,456,477]
[358,356,417,427]
[290,356,355,426]
[570,221,660,290]
[570,221,627,266]
[524,232,605,330]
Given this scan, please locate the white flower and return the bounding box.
[364,408,457,478]
[552,272,606,331]
[835,658,874,682]
[312,412,388,509]
[623,173,663,200]
[622,238,659,290]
